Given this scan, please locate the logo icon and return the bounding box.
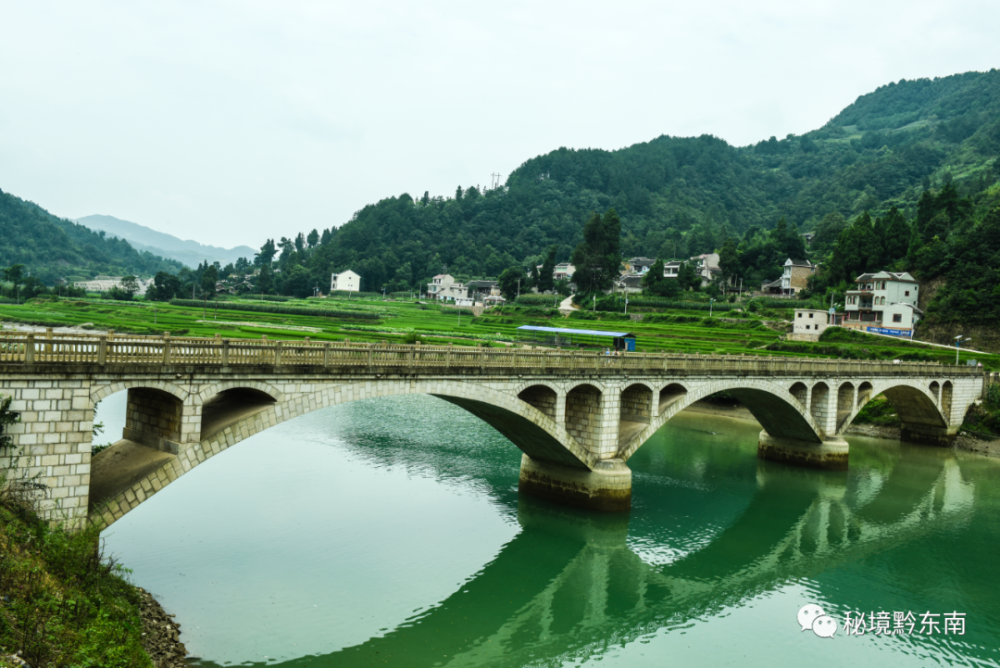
[798,604,837,638]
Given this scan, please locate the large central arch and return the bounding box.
[89,379,596,527]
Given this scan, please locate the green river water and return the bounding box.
[95,393,1000,667]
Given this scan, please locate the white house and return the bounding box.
[427,274,455,300]
[789,309,831,341]
[843,271,920,333]
[330,269,361,292]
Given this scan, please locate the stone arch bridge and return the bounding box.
[0,332,983,523]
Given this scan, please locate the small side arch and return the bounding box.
[197,380,285,405]
[90,380,190,405]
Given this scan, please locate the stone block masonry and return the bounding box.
[0,375,94,520]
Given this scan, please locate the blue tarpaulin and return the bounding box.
[516,326,635,338]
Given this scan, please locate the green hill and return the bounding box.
[299,70,999,292]
[0,190,183,283]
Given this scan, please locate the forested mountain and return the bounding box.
[289,69,1000,293]
[76,214,256,269]
[0,190,183,283]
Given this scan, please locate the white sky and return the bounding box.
[1,0,997,249]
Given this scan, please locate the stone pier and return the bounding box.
[518,455,632,512]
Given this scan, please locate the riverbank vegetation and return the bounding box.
[0,398,153,667]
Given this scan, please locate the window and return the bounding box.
[904,291,909,296]
[809,313,813,318]
[893,314,902,323]
[797,313,802,318]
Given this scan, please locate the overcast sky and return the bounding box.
[1,0,997,250]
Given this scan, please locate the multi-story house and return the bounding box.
[843,271,921,333]
[426,274,455,300]
[762,258,820,295]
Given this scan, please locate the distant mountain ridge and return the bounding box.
[0,190,184,283]
[75,214,256,269]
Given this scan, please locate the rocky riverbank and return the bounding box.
[137,588,189,667]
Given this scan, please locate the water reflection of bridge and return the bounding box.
[251,448,975,668]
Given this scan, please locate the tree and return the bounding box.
[497,266,523,299]
[256,265,273,294]
[200,265,218,299]
[255,239,277,266]
[307,229,320,248]
[148,271,181,301]
[120,275,140,299]
[538,245,557,293]
[718,238,740,282]
[570,209,622,293]
[2,264,24,291]
[678,261,700,291]
[294,233,306,254]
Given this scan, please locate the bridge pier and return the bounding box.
[518,455,631,512]
[757,431,849,471]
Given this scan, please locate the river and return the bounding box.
[94,392,1000,667]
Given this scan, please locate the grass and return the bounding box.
[0,481,153,667]
[0,296,998,369]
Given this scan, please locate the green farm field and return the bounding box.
[0,296,996,370]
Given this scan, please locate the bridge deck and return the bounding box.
[0,332,979,378]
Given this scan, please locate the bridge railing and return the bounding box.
[0,332,983,377]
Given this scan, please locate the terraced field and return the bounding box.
[0,296,996,370]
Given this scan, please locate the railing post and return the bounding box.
[98,335,107,366]
[162,334,172,365]
[274,341,283,366]
[222,339,230,366]
[479,344,485,372]
[25,334,35,365]
[324,343,331,367]
[446,343,452,370]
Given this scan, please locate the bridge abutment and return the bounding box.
[757,431,849,471]
[518,454,631,512]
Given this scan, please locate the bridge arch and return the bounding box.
[91,379,596,528]
[619,380,824,460]
[197,380,285,405]
[837,379,950,434]
[90,379,190,404]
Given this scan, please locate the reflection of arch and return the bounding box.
[620,382,823,460]
[790,382,807,408]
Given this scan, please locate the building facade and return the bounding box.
[788,309,831,341]
[330,270,361,292]
[843,271,921,334]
